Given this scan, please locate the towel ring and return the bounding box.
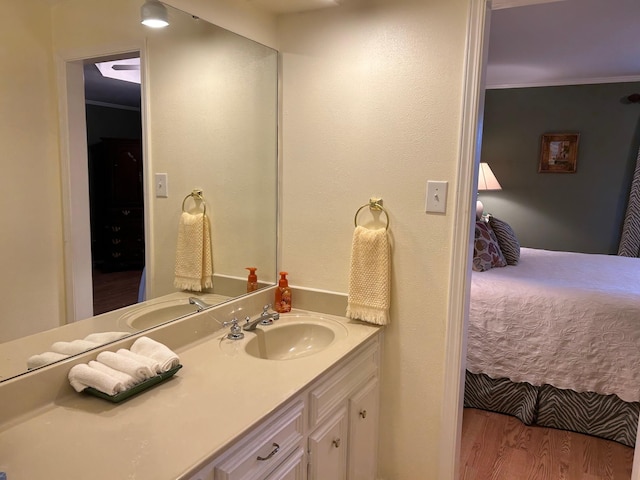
[354,198,389,231]
[182,189,207,215]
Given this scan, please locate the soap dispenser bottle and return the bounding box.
[274,271,292,313]
[246,267,258,292]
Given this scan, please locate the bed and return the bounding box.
[465,238,640,447]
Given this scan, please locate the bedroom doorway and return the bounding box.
[448,1,640,479]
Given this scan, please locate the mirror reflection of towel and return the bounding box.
[174,212,213,292]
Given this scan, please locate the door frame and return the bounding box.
[56,43,144,323]
[439,1,490,478]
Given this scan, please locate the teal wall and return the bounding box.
[479,81,640,254]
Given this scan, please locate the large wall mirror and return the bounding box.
[0,0,278,382]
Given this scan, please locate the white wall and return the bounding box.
[0,1,65,342]
[278,0,469,476]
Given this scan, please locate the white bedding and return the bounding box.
[467,247,640,403]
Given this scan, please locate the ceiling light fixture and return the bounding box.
[141,0,169,28]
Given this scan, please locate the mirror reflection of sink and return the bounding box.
[120,296,221,330]
[244,316,348,360]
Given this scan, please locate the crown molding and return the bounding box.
[487,74,640,89]
[491,0,566,10]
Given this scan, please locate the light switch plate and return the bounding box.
[425,180,448,213]
[155,173,168,198]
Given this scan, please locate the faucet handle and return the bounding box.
[262,304,272,315]
[223,317,248,340]
[222,317,238,327]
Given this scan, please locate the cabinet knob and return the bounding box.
[332,438,341,448]
[359,409,367,419]
[256,442,280,461]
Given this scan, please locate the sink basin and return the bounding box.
[243,316,348,360]
[120,295,225,330]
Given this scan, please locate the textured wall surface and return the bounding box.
[278,0,469,476]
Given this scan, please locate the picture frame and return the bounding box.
[539,133,579,173]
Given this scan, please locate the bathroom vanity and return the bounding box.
[189,333,380,480]
[0,290,382,479]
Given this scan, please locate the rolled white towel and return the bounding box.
[117,349,161,374]
[83,331,130,344]
[130,337,180,372]
[27,351,70,369]
[51,339,100,355]
[88,360,137,389]
[96,351,155,382]
[68,363,126,395]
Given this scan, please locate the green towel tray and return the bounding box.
[84,364,182,403]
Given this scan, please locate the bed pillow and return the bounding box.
[488,215,520,265]
[473,219,507,272]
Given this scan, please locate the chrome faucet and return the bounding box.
[243,304,280,331]
[188,297,211,312]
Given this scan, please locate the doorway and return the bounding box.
[84,54,144,315]
[447,1,640,479]
[60,50,145,323]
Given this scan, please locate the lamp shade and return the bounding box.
[478,163,502,191]
[141,0,169,28]
[476,163,501,218]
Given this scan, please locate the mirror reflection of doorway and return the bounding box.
[83,54,144,316]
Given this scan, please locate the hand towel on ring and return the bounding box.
[346,226,390,325]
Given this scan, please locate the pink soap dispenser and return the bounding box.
[274,271,292,313]
[246,267,258,293]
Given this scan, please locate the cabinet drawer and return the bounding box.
[309,338,379,428]
[265,447,305,480]
[213,400,304,480]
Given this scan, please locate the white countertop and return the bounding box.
[0,308,380,479]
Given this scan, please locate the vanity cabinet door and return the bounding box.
[308,407,348,480]
[348,378,380,480]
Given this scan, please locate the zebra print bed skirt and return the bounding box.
[464,371,640,447]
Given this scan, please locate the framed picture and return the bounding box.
[539,133,579,173]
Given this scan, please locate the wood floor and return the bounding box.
[460,408,634,480]
[92,268,143,315]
